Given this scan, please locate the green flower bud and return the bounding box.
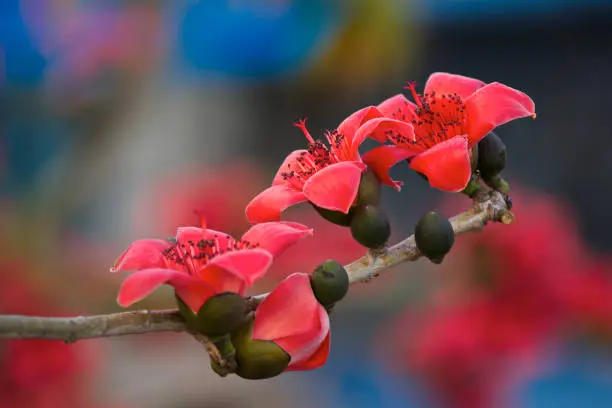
[176,293,247,337]
[310,260,349,307]
[231,316,290,380]
[350,205,390,249]
[482,174,510,194]
[312,204,354,227]
[477,132,506,179]
[356,167,381,206]
[414,211,455,264]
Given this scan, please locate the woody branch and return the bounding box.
[0,190,511,343]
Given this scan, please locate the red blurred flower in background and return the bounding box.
[383,187,612,408]
[0,261,100,408]
[372,73,535,192]
[133,161,267,238]
[246,110,414,223]
[112,220,312,312]
[252,273,330,371]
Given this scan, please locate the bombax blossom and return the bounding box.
[111,220,312,312]
[251,273,330,371]
[368,72,536,192]
[246,109,415,223]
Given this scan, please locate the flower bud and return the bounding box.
[483,174,510,194]
[356,167,381,206]
[312,204,354,227]
[176,293,247,337]
[350,204,391,249]
[477,132,506,179]
[231,315,290,380]
[310,260,349,308]
[414,211,455,264]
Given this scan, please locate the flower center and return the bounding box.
[403,81,467,150]
[280,118,351,189]
[162,235,258,276]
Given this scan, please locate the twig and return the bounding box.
[0,190,511,342]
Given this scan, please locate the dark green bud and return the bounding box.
[176,293,247,337]
[477,132,506,179]
[350,204,390,249]
[310,260,349,307]
[231,315,290,380]
[414,211,454,264]
[312,204,354,227]
[356,167,381,206]
[482,174,510,194]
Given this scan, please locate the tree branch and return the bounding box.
[0,190,511,343]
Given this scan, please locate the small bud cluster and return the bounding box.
[176,259,349,380]
[314,168,391,250]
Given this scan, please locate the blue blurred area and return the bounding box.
[177,0,339,79]
[523,346,612,408]
[417,0,612,22]
[0,0,46,84]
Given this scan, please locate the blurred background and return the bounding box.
[2,0,612,407]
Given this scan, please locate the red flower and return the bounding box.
[371,72,535,192]
[246,110,415,223]
[252,273,330,371]
[112,221,312,312]
[0,263,98,408]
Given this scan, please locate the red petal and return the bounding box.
[277,305,329,367]
[253,273,320,342]
[351,117,417,157]
[245,185,307,224]
[424,72,486,100]
[302,162,365,214]
[362,145,418,191]
[207,248,273,286]
[197,264,247,295]
[110,239,170,273]
[117,268,215,312]
[465,82,536,145]
[377,93,418,123]
[409,135,472,192]
[272,150,309,186]
[286,332,331,371]
[337,106,383,144]
[241,222,313,259]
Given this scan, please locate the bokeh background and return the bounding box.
[2,0,612,407]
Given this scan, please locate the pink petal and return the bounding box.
[465,82,536,145]
[424,72,486,100]
[409,135,472,192]
[253,273,320,342]
[241,222,313,259]
[196,264,247,295]
[277,305,329,367]
[337,106,384,144]
[117,268,215,312]
[110,239,170,273]
[362,145,418,191]
[287,332,331,371]
[207,248,273,287]
[302,162,365,214]
[377,93,418,123]
[245,185,307,224]
[351,117,417,157]
[272,150,309,186]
